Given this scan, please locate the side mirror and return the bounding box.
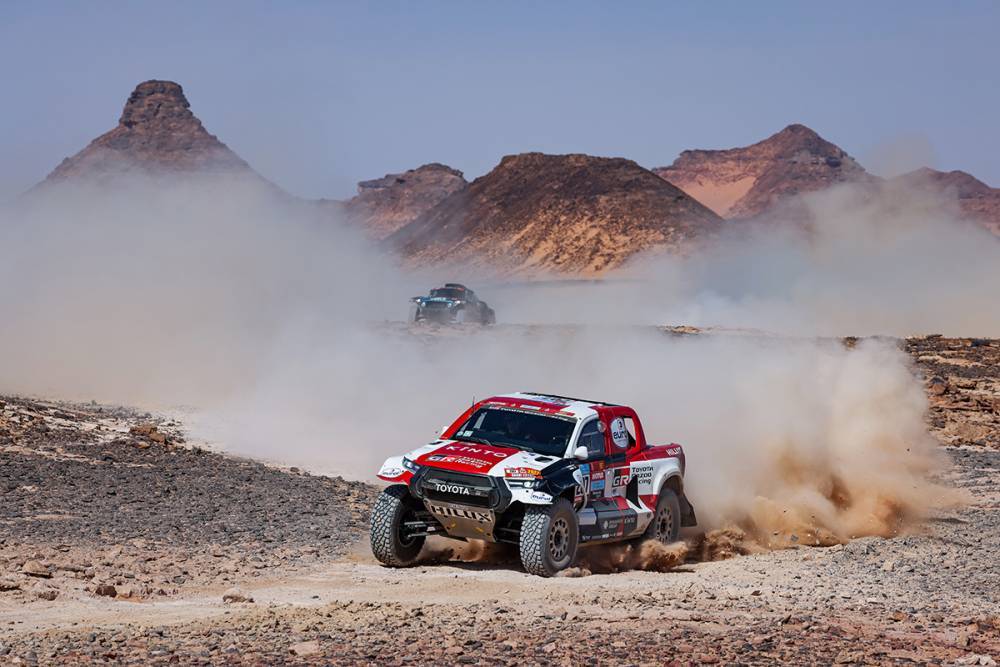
[573,446,589,460]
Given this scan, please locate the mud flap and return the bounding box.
[680,494,697,527]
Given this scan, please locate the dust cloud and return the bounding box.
[0,175,980,551]
[568,539,689,575]
[494,179,1000,337]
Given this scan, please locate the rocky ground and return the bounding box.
[0,396,375,606]
[907,335,1000,450]
[0,335,997,665]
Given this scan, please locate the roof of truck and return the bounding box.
[482,392,620,419]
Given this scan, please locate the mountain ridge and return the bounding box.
[387,152,722,274]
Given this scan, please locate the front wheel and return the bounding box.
[519,498,579,577]
[370,485,425,566]
[643,486,681,543]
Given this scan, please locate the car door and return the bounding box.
[576,413,639,542]
[574,418,608,506]
[603,408,639,500]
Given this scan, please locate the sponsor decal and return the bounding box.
[427,503,492,523]
[631,463,654,487]
[492,405,576,422]
[379,467,404,478]
[528,491,553,503]
[442,444,509,458]
[590,479,606,492]
[433,482,472,495]
[505,467,542,479]
[612,468,630,487]
[591,470,605,480]
[428,455,447,462]
[431,455,493,469]
[610,417,629,449]
[666,445,682,457]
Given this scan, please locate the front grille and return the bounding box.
[418,469,499,508]
[419,303,455,323]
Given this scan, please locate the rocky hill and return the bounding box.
[342,163,467,240]
[895,168,1000,236]
[388,152,722,274]
[41,80,264,186]
[655,124,871,219]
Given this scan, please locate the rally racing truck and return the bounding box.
[408,283,496,325]
[370,392,697,577]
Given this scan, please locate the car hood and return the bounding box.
[413,440,562,476]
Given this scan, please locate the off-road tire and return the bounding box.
[370,485,425,567]
[643,485,681,543]
[519,498,579,577]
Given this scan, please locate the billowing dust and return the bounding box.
[566,540,690,576]
[0,173,984,576]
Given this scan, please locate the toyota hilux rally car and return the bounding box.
[370,392,696,576]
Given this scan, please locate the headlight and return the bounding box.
[507,479,542,489]
[402,457,420,473]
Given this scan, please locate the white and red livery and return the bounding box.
[369,392,697,576]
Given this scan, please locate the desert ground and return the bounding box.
[1,334,998,666]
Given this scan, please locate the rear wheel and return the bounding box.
[370,485,425,566]
[644,486,681,543]
[519,498,579,577]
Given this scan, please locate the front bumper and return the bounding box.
[410,467,513,541]
[417,306,457,323]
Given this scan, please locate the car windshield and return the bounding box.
[453,407,576,457]
[430,288,465,299]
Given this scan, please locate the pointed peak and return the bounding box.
[118,80,198,130]
[772,123,821,138]
[39,79,260,185]
[755,124,838,154]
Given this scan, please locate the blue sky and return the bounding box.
[1,1,997,201]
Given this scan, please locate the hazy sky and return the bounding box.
[1,1,997,201]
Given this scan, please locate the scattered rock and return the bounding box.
[21,561,50,578]
[94,584,117,598]
[928,376,949,396]
[222,589,253,604]
[289,640,320,657]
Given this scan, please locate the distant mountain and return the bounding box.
[342,163,467,240]
[655,124,872,219]
[389,152,722,274]
[40,80,268,187]
[895,168,1000,236]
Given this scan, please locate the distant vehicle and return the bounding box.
[409,283,496,325]
[370,392,697,576]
